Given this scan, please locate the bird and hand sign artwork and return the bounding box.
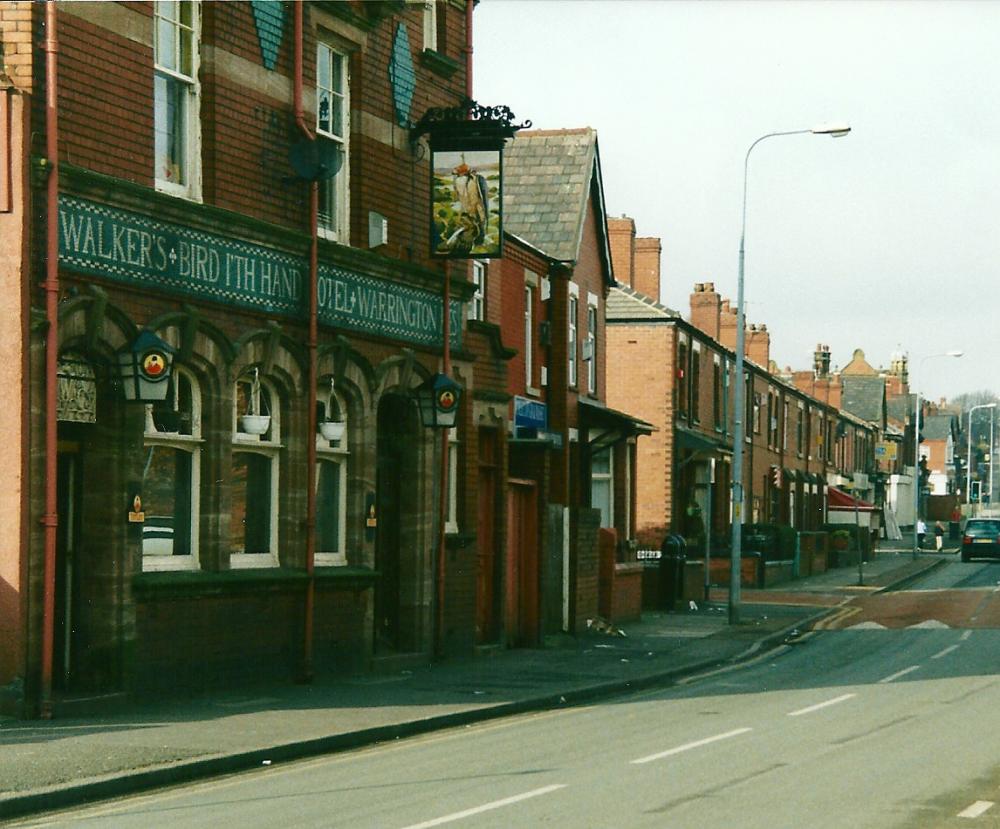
[431,149,502,258]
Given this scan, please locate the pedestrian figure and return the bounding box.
[934,521,945,551]
[917,518,927,549]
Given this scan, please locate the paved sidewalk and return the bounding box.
[0,552,943,821]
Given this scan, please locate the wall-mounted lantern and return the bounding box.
[410,98,530,260]
[415,373,462,429]
[117,330,174,402]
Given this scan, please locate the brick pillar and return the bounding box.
[689,282,720,340]
[633,237,661,302]
[607,217,635,288]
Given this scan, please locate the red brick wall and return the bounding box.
[606,323,674,544]
[607,216,635,289]
[633,237,661,303]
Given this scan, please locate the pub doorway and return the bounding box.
[54,441,83,691]
[375,393,421,653]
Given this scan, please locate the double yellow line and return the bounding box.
[813,605,862,631]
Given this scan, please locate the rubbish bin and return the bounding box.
[659,534,687,611]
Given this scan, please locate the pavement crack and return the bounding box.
[646,763,788,814]
[830,715,914,745]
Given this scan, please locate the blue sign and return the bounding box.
[513,396,547,431]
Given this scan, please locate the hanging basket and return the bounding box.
[319,419,346,441]
[240,414,271,436]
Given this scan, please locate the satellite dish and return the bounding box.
[289,139,343,182]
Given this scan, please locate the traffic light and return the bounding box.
[771,466,782,488]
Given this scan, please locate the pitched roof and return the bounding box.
[840,375,886,424]
[887,395,913,424]
[923,413,956,440]
[502,128,613,283]
[606,285,679,321]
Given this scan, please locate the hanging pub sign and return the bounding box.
[410,98,530,260]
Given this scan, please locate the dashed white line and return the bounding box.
[878,665,921,684]
[400,784,568,829]
[630,728,753,765]
[787,693,857,717]
[958,800,994,819]
[961,630,973,641]
[931,644,960,660]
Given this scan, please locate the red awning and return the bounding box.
[828,487,876,511]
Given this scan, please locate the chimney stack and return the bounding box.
[633,237,662,302]
[719,299,737,350]
[607,216,636,289]
[813,343,832,378]
[747,324,770,367]
[689,282,721,340]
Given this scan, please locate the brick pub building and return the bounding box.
[0,0,527,717]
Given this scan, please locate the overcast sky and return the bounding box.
[473,0,1000,403]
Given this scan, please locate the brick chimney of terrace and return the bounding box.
[747,324,770,367]
[719,299,738,350]
[690,282,721,340]
[607,216,636,289]
[633,237,662,302]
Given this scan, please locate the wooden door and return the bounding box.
[505,479,539,646]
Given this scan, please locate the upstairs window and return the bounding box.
[586,303,597,394]
[568,294,578,388]
[154,0,200,197]
[677,338,688,418]
[713,354,723,430]
[317,41,350,241]
[468,261,486,321]
[690,343,701,423]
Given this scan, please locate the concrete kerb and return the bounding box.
[872,557,948,593]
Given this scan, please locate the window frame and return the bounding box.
[677,335,689,418]
[468,260,486,321]
[315,388,349,566]
[690,342,702,423]
[591,445,614,529]
[141,366,202,572]
[586,294,598,395]
[231,375,282,568]
[568,292,578,388]
[524,270,539,393]
[153,0,201,200]
[316,40,350,242]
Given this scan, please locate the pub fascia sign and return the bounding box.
[58,195,461,348]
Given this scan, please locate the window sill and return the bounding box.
[419,48,460,78]
[133,566,379,599]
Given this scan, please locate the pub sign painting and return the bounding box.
[431,148,502,259]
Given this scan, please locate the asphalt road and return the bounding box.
[16,563,1000,829]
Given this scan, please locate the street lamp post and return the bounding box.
[966,403,996,508]
[729,123,850,625]
[911,351,963,559]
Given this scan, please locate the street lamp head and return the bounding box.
[811,123,852,138]
[946,349,964,358]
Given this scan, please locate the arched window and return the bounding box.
[142,366,201,571]
[231,371,281,567]
[316,385,349,565]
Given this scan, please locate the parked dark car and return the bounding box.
[960,519,1000,562]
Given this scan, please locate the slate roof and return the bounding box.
[606,285,680,321]
[887,395,913,424]
[840,375,886,425]
[923,414,956,441]
[503,129,613,283]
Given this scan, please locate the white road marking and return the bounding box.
[630,727,752,765]
[400,784,568,829]
[787,693,857,717]
[961,630,973,640]
[957,800,994,819]
[931,644,960,659]
[879,665,921,684]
